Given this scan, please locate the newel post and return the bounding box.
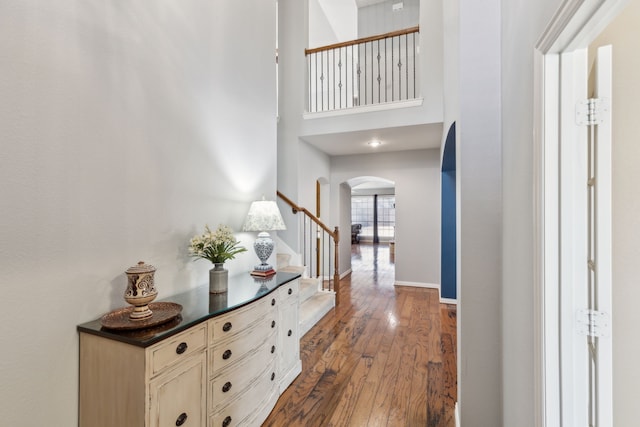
[333,226,340,305]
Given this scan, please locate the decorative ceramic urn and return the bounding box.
[124,261,158,320]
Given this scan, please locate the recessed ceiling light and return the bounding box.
[368,140,382,148]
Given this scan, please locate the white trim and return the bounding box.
[393,281,458,304]
[303,98,424,119]
[339,269,352,280]
[559,48,589,427]
[394,281,439,289]
[536,0,630,54]
[593,44,613,426]
[533,1,626,425]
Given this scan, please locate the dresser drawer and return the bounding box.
[209,359,278,427]
[209,296,274,343]
[149,324,207,377]
[278,279,299,302]
[278,280,300,305]
[208,335,277,412]
[209,318,276,374]
[149,353,206,427]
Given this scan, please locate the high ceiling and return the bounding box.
[300,123,443,156]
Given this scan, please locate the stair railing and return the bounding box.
[277,191,340,302]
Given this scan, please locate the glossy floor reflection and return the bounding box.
[264,243,457,427]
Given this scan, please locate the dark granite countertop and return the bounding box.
[77,271,300,348]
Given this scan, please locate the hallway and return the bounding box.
[264,243,457,426]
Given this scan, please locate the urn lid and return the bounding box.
[126,261,156,275]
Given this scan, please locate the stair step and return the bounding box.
[299,292,335,338]
[299,278,320,304]
[276,253,291,270]
[278,265,306,275]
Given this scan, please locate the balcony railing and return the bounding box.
[305,26,420,113]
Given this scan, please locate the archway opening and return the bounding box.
[441,122,457,300]
[347,176,396,278]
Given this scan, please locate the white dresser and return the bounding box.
[78,272,301,427]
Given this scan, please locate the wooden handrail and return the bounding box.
[277,190,341,304]
[277,191,339,242]
[305,26,419,55]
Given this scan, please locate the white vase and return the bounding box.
[209,263,228,294]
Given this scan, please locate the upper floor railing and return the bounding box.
[305,26,420,113]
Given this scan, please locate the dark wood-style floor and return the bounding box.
[264,244,457,427]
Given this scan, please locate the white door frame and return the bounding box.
[533,0,628,425]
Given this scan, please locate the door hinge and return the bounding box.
[576,309,610,337]
[575,98,609,126]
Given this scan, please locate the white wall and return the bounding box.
[457,0,561,423]
[298,140,331,215]
[0,1,277,425]
[457,0,503,423]
[331,149,440,285]
[309,0,358,48]
[590,4,640,423]
[441,0,458,148]
[278,0,307,248]
[499,0,561,425]
[357,0,420,38]
[339,182,353,274]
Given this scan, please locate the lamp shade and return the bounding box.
[242,200,286,232]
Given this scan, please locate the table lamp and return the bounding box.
[243,198,286,276]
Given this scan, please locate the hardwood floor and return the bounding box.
[264,244,457,427]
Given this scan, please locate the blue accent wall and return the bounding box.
[441,123,457,299]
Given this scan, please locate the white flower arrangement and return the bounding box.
[188,224,247,264]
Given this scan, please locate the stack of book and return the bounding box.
[250,269,276,278]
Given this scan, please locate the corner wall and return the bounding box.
[500,0,560,424]
[457,0,503,423]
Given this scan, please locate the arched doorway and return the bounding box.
[441,122,457,300]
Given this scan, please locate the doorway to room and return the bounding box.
[349,177,396,278]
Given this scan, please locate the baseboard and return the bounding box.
[318,270,351,281]
[394,281,458,304]
[279,360,302,395]
[394,281,440,289]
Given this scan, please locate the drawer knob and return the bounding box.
[288,288,293,295]
[222,349,232,360]
[222,415,232,427]
[271,298,276,306]
[271,320,276,328]
[222,381,232,393]
[175,412,188,426]
[271,372,276,381]
[271,345,275,354]
[288,329,292,337]
[175,342,188,355]
[222,322,232,332]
